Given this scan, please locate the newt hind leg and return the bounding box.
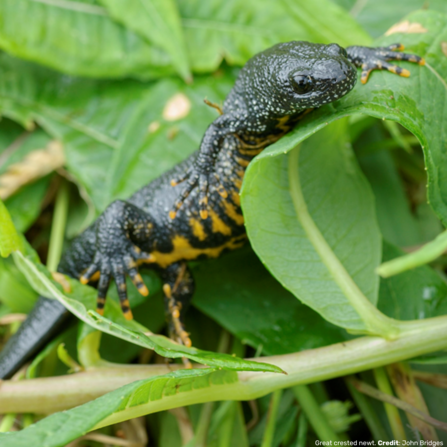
[160,262,195,352]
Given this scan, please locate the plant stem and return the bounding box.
[261,390,282,447]
[373,368,406,441]
[345,377,389,442]
[295,413,308,447]
[3,315,447,419]
[377,229,447,278]
[413,371,447,389]
[293,385,339,441]
[47,179,69,272]
[350,376,447,433]
[194,402,215,447]
[0,414,16,432]
[387,363,438,441]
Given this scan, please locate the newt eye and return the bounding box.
[291,74,313,94]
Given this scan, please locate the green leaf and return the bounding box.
[12,251,283,374]
[378,241,447,321]
[0,55,235,211]
[99,0,191,81]
[242,9,447,332]
[0,257,37,313]
[0,0,173,80]
[0,199,23,256]
[104,74,235,204]
[349,0,447,38]
[193,248,347,355]
[357,145,421,247]
[242,120,384,332]
[5,176,52,233]
[179,0,371,73]
[0,54,159,210]
[0,368,234,447]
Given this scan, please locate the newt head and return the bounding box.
[237,41,357,117]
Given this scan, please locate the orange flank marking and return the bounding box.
[169,210,177,220]
[124,309,134,321]
[189,217,207,241]
[231,191,241,206]
[233,177,243,190]
[419,58,425,66]
[276,115,292,132]
[200,209,208,220]
[149,234,246,268]
[96,307,104,316]
[222,200,245,226]
[236,157,250,167]
[209,209,232,236]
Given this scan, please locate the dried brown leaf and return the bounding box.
[0,141,65,200]
[385,20,428,35]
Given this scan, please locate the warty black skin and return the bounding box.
[0,41,423,379]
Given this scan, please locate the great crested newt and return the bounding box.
[0,41,424,379]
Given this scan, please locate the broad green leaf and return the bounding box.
[378,241,447,321]
[99,0,191,81]
[0,257,37,313]
[179,0,370,73]
[0,368,234,447]
[0,199,23,256]
[5,176,52,233]
[105,74,235,203]
[0,0,173,80]
[0,55,235,211]
[193,248,347,355]
[242,120,382,331]
[349,0,447,38]
[242,10,447,331]
[358,150,421,247]
[12,251,283,373]
[0,0,369,80]
[0,54,157,211]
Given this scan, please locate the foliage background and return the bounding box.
[1,0,447,445]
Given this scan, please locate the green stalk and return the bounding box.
[47,179,69,272]
[295,413,308,447]
[261,390,282,447]
[293,385,339,441]
[3,315,447,424]
[0,414,16,432]
[377,230,447,278]
[194,402,215,447]
[373,368,406,441]
[189,329,231,447]
[22,414,34,429]
[345,377,390,442]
